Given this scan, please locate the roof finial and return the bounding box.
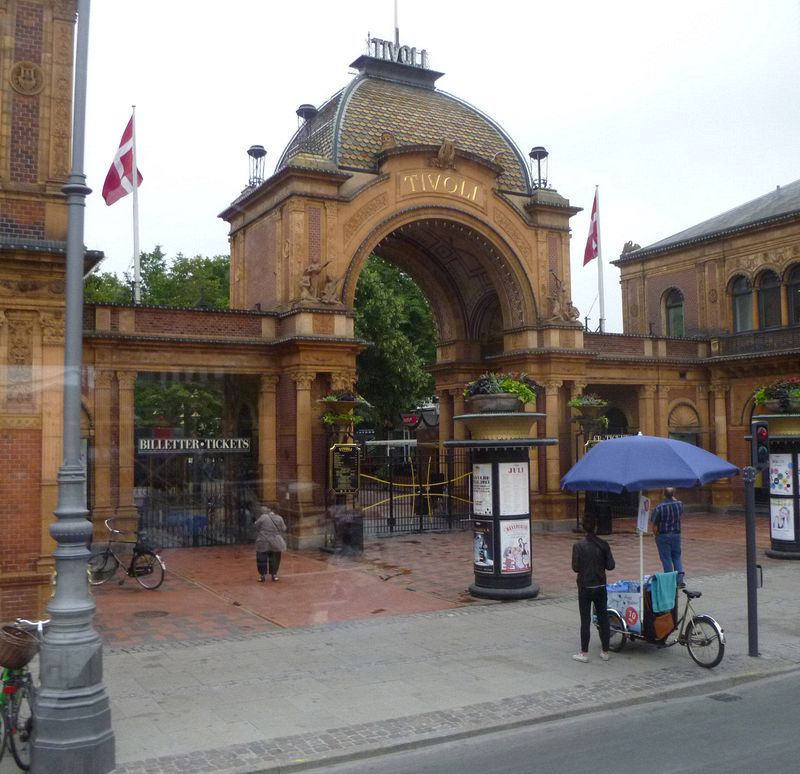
[394,0,400,46]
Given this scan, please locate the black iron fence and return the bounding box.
[135,453,256,547]
[358,443,472,536]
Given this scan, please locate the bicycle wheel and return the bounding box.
[133,550,165,590]
[8,679,32,771]
[686,614,724,668]
[88,549,119,585]
[0,702,6,762]
[605,609,628,652]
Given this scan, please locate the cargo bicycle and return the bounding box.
[598,578,725,668]
[0,617,49,770]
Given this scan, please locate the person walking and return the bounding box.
[571,512,616,663]
[254,505,287,582]
[651,486,685,587]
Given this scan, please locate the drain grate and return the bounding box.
[132,610,169,618]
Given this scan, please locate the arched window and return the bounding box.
[789,266,800,325]
[732,276,753,332]
[758,270,781,329]
[665,289,684,337]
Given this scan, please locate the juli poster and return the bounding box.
[472,463,493,515]
[770,497,795,541]
[498,462,529,515]
[473,520,494,573]
[769,453,793,496]
[499,519,531,574]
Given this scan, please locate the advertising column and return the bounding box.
[470,446,538,600]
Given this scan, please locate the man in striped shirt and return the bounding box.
[651,487,685,587]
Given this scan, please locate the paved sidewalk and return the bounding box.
[10,514,800,774]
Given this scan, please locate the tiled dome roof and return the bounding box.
[276,59,532,194]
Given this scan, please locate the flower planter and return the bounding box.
[466,393,523,414]
[458,412,540,440]
[573,404,606,420]
[762,399,783,412]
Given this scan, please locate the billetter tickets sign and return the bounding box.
[137,437,251,454]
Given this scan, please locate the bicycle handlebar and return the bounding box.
[15,618,50,637]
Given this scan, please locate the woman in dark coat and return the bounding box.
[571,512,615,662]
[254,505,287,582]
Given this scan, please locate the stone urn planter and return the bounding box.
[466,393,523,414]
[573,404,606,420]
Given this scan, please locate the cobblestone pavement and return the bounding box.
[59,512,800,774]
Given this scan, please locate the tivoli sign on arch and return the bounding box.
[399,170,483,207]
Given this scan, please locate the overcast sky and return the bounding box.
[83,0,800,332]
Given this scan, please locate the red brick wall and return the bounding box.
[584,333,645,355]
[0,428,42,574]
[134,308,262,338]
[10,2,43,185]
[0,199,46,241]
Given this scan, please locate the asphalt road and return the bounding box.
[303,670,800,774]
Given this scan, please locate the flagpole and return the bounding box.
[131,105,141,304]
[595,185,605,333]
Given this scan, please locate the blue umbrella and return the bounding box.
[561,434,739,493]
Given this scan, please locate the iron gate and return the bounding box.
[358,444,472,536]
[135,449,257,548]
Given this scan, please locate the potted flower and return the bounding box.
[318,389,369,414]
[463,372,538,413]
[568,392,608,420]
[753,377,800,413]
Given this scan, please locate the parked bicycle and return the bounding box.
[600,585,725,668]
[0,617,49,770]
[88,518,166,590]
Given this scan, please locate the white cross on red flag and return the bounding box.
[583,189,599,265]
[102,116,143,206]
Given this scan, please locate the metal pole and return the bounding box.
[33,1,116,771]
[744,466,759,657]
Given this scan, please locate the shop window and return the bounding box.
[731,276,753,332]
[757,270,781,329]
[665,288,684,337]
[789,266,800,325]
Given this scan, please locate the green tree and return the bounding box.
[354,256,437,433]
[84,246,230,308]
[84,270,132,303]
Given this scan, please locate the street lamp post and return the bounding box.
[32,1,116,771]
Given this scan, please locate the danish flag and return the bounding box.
[102,116,143,205]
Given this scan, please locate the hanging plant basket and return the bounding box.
[574,404,606,420]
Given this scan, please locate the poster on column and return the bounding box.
[498,461,529,515]
[472,463,493,515]
[499,519,531,574]
[770,497,795,541]
[473,519,494,573]
[769,453,793,496]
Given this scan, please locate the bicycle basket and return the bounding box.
[0,625,38,669]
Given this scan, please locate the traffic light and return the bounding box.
[751,420,770,470]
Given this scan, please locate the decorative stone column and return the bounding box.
[657,384,670,437]
[116,371,138,526]
[258,375,279,504]
[543,380,562,492]
[331,371,355,392]
[437,389,452,444]
[452,388,466,440]
[91,369,114,530]
[290,371,315,505]
[711,381,729,459]
[638,384,657,436]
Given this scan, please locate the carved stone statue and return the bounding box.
[622,240,641,253]
[320,276,343,304]
[380,132,397,151]
[434,139,456,169]
[299,258,331,302]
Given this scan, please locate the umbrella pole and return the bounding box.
[639,529,644,629]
